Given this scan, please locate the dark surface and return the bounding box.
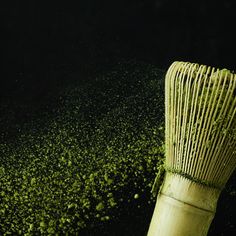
[0,60,235,236]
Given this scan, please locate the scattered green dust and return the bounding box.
[0,61,165,235]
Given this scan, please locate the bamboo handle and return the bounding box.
[147,173,221,236]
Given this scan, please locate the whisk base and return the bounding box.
[147,172,221,236]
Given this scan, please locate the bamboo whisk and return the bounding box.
[148,61,236,236]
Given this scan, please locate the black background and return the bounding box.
[2,0,235,100]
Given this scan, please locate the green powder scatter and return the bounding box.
[0,61,167,235]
